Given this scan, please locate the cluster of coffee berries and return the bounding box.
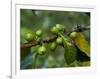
[24,24,78,56]
[50,37,63,51]
[25,29,43,42]
[49,24,65,51]
[51,24,64,35]
[25,29,46,56]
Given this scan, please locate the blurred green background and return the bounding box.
[20,9,90,69]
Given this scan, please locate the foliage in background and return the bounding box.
[20,9,90,69]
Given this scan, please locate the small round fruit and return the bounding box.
[56,37,63,45]
[36,30,42,37]
[25,33,34,41]
[50,42,57,51]
[70,32,77,39]
[37,46,47,56]
[56,24,64,31]
[51,26,59,35]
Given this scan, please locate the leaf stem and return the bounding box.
[58,32,68,47]
[32,53,38,68]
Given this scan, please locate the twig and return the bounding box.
[21,27,90,49]
[21,35,57,48]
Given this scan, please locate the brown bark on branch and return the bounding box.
[21,35,57,48]
[21,27,90,49]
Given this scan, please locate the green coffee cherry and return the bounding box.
[37,46,47,56]
[50,42,57,51]
[36,29,42,37]
[56,24,64,31]
[56,37,63,45]
[51,26,59,35]
[25,33,34,41]
[70,32,77,39]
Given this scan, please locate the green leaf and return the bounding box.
[58,33,77,65]
[64,43,77,65]
[79,61,90,66]
[74,32,90,57]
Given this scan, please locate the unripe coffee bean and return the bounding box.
[56,24,64,31]
[25,33,34,41]
[37,46,47,56]
[70,32,77,39]
[56,37,63,45]
[50,42,57,51]
[35,29,42,37]
[51,26,59,35]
